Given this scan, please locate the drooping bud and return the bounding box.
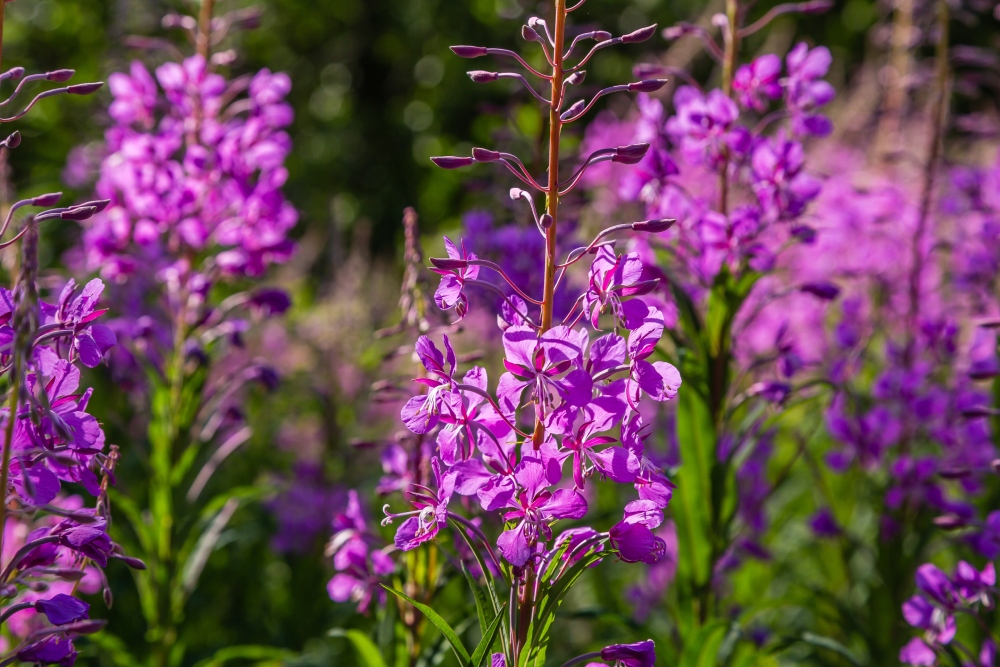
[631,219,676,233]
[565,71,587,86]
[59,206,98,221]
[521,25,540,42]
[430,257,470,270]
[46,69,75,82]
[472,147,501,162]
[67,82,104,95]
[451,45,488,58]
[621,278,659,296]
[509,188,528,200]
[31,192,63,207]
[77,199,112,213]
[960,405,997,418]
[4,131,20,148]
[800,281,840,300]
[627,79,668,93]
[468,71,499,83]
[3,67,25,81]
[430,156,475,169]
[633,64,666,78]
[539,214,553,229]
[612,143,650,164]
[621,24,658,43]
[560,99,586,121]
[593,30,613,41]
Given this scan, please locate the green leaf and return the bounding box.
[86,630,139,667]
[328,629,388,667]
[381,585,471,665]
[470,603,506,667]
[451,519,502,617]
[191,644,295,667]
[462,563,491,636]
[679,620,728,667]
[798,632,865,667]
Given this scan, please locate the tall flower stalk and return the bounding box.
[68,3,296,664]
[367,1,682,666]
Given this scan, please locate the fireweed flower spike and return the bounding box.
[61,4,295,664]
[0,36,143,662]
[378,1,676,665]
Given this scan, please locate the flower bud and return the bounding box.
[46,69,75,82]
[450,45,488,58]
[800,281,840,300]
[560,99,586,121]
[59,206,98,221]
[938,468,971,479]
[593,30,613,41]
[4,131,20,148]
[509,188,528,200]
[621,24,658,43]
[791,224,817,243]
[613,142,650,164]
[67,82,104,95]
[539,214,553,230]
[628,79,668,93]
[977,317,1000,329]
[5,67,25,81]
[472,147,501,162]
[961,405,996,418]
[77,198,112,213]
[31,192,63,207]
[430,156,475,169]
[631,218,675,233]
[565,71,586,86]
[430,257,469,270]
[634,64,666,78]
[521,25,540,42]
[468,70,499,83]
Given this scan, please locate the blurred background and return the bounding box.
[1,0,998,664]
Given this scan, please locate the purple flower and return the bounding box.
[392,458,456,551]
[432,237,480,320]
[496,325,593,419]
[400,335,461,434]
[899,637,937,666]
[584,246,653,329]
[34,594,90,626]
[666,87,750,168]
[609,501,666,564]
[783,43,834,136]
[751,136,821,220]
[733,54,782,111]
[600,639,656,667]
[17,636,78,667]
[496,458,588,567]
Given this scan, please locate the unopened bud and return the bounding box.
[539,214,553,230]
[800,281,840,300]
[565,71,586,86]
[472,147,501,162]
[634,64,666,78]
[451,45,488,58]
[5,67,25,81]
[560,99,586,121]
[613,142,650,164]
[932,514,966,530]
[622,24,658,43]
[78,198,111,213]
[430,257,469,270]
[115,555,147,570]
[67,82,104,95]
[628,78,668,93]
[593,30,612,41]
[521,25,540,42]
[977,317,1000,329]
[622,278,659,296]
[59,206,98,221]
[631,218,675,233]
[468,70,499,83]
[31,192,63,207]
[46,69,75,82]
[4,131,20,148]
[509,188,528,200]
[430,156,475,169]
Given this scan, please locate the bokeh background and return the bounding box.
[1,0,998,664]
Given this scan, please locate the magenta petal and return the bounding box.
[497,523,531,567]
[543,488,588,519]
[557,368,594,407]
[589,333,626,373]
[590,447,639,483]
[899,638,936,666]
[635,360,682,401]
[327,573,362,602]
[401,395,437,434]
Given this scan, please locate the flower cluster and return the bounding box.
[78,54,296,281]
[899,562,996,666]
